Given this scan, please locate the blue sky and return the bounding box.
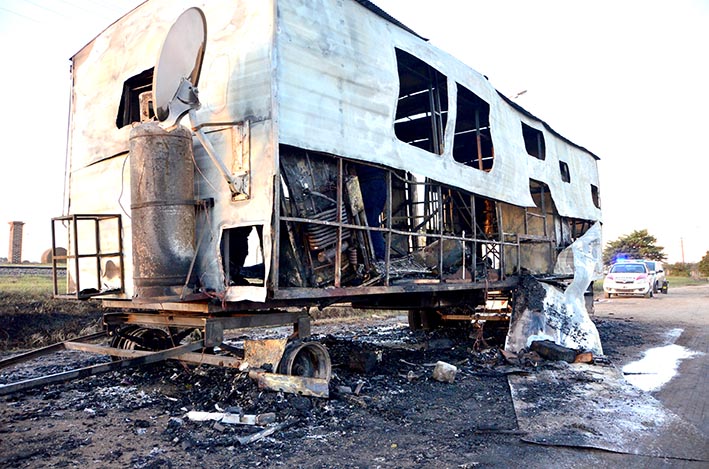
[1,0,707,263]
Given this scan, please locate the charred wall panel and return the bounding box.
[276,0,601,222]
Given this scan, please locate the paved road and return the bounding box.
[594,284,709,437]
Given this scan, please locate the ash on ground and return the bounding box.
[1,318,524,467]
[0,315,661,469]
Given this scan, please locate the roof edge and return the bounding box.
[354,0,428,41]
[497,91,600,161]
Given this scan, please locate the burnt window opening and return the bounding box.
[394,49,448,155]
[116,68,154,128]
[527,180,554,238]
[453,84,494,171]
[221,225,265,286]
[559,161,571,183]
[591,184,601,209]
[522,122,545,160]
[569,218,593,240]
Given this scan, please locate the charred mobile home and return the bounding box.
[48,0,602,375]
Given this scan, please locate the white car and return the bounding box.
[642,260,668,294]
[603,262,654,298]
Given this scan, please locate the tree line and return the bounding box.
[603,229,709,277]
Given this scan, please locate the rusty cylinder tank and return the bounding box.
[129,123,195,299]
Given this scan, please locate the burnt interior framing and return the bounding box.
[273,145,522,300]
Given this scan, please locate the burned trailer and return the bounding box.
[50,0,603,376]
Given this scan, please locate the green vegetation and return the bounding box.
[698,251,709,277]
[667,262,694,276]
[666,276,708,287]
[0,275,55,296]
[602,229,666,265]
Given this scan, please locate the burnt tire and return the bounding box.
[110,325,170,351]
[420,309,441,330]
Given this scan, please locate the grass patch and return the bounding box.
[0,276,105,350]
[666,276,709,287]
[0,275,55,296]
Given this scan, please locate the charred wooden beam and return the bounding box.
[0,340,204,396]
[529,340,578,363]
[0,331,106,371]
[62,341,245,368]
[248,370,329,398]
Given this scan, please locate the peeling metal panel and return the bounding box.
[506,223,603,355]
[527,134,601,220]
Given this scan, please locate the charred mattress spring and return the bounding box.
[305,207,351,251]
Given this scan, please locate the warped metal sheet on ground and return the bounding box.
[508,364,708,461]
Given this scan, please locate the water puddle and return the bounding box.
[622,328,703,392]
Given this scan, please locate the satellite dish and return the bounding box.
[150,7,247,198]
[153,7,207,125]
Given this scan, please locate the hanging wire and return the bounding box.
[118,154,132,219]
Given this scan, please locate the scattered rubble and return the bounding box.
[431,361,458,383]
[1,311,704,467]
[185,410,277,426]
[248,370,329,398]
[1,317,522,467]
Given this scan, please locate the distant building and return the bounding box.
[8,221,24,264]
[41,247,67,264]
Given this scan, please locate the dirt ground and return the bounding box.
[1,284,707,468]
[593,285,709,439]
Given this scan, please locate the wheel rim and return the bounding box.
[278,342,331,380]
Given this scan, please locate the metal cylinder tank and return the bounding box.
[129,123,195,299]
